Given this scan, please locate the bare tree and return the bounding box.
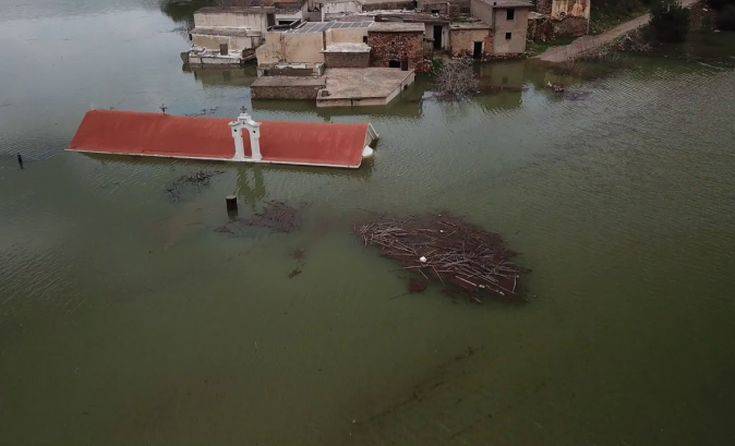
[434,58,479,100]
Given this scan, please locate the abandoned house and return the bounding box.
[416,0,471,18]
[532,0,590,38]
[366,22,426,71]
[469,0,531,56]
[449,21,492,58]
[255,20,373,75]
[187,6,277,65]
[316,0,417,20]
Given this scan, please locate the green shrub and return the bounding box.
[650,0,691,42]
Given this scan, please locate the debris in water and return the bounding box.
[355,214,525,303]
[291,248,306,261]
[288,268,302,279]
[244,201,303,232]
[165,169,224,201]
[546,81,565,93]
[215,200,304,234]
[408,278,428,294]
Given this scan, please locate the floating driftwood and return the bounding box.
[216,200,304,234]
[355,214,523,302]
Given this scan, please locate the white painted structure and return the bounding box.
[229,112,262,161]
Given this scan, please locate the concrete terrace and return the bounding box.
[317,68,415,107]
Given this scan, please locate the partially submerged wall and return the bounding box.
[194,10,270,30]
[256,27,368,66]
[192,33,262,51]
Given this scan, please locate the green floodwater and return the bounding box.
[2,1,735,444]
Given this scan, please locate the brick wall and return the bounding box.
[324,52,370,68]
[367,31,424,71]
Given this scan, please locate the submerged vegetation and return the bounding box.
[434,58,480,100]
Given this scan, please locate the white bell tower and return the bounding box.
[229,112,262,161]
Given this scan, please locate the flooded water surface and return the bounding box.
[1,1,735,444]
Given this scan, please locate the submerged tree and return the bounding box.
[434,58,480,100]
[650,0,691,42]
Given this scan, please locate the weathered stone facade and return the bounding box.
[367,25,425,72]
[251,76,326,99]
[324,51,370,68]
[449,27,493,58]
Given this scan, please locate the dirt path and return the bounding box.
[536,0,701,63]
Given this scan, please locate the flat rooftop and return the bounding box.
[480,0,533,8]
[285,21,373,33]
[195,6,276,14]
[320,68,413,101]
[449,21,491,30]
[323,42,371,53]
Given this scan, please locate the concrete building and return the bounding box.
[470,0,531,56]
[188,6,276,65]
[256,20,372,75]
[366,22,426,71]
[449,21,492,58]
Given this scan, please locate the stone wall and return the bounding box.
[324,51,370,68]
[449,28,492,58]
[251,84,323,99]
[367,31,425,71]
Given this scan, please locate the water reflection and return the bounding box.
[184,65,259,88]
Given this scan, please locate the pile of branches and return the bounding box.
[355,214,523,302]
[434,57,479,100]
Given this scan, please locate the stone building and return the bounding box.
[449,21,492,58]
[366,22,426,71]
[470,0,531,56]
[188,6,276,65]
[255,20,372,75]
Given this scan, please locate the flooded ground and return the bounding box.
[1,1,735,444]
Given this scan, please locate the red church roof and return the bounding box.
[68,110,374,169]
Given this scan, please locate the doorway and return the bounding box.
[388,59,401,68]
[433,25,443,50]
[473,41,483,59]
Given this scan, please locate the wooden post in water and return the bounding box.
[226,194,238,217]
